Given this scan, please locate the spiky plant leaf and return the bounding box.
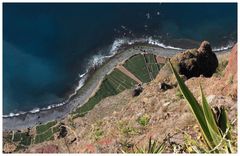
[200,85,222,147]
[218,106,231,140]
[169,61,214,149]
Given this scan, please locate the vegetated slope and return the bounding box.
[66,51,236,153]
[3,46,237,153]
[72,53,164,118]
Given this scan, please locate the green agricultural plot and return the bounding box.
[12,132,33,146]
[123,54,151,83]
[34,121,60,144]
[143,54,163,78]
[36,120,57,134]
[6,120,61,151]
[72,53,165,119]
[72,68,137,118]
[34,128,54,144]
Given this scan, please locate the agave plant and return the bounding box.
[169,60,233,153]
[134,137,165,153]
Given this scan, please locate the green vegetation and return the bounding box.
[175,89,184,99]
[123,54,151,82]
[72,53,164,118]
[12,132,32,146]
[117,121,140,137]
[36,121,57,134]
[133,137,165,153]
[214,60,228,77]
[123,54,162,83]
[90,121,104,141]
[8,121,60,150]
[34,128,54,144]
[137,114,150,126]
[144,54,162,79]
[34,121,60,144]
[72,68,137,118]
[169,60,234,153]
[227,74,234,84]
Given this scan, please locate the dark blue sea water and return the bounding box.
[3,3,237,115]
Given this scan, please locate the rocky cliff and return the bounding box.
[3,42,237,153]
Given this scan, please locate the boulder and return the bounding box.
[170,41,218,79]
[132,84,143,97]
[159,82,172,91]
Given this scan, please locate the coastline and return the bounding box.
[2,43,231,131]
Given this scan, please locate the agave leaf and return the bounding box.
[148,137,152,153]
[154,141,165,153]
[151,139,157,153]
[218,106,231,140]
[200,84,222,146]
[200,85,220,133]
[169,61,214,149]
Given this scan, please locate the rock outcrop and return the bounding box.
[224,44,237,83]
[171,41,218,79]
[223,44,237,100]
[157,41,218,82]
[132,84,143,97]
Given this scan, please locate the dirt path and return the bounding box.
[116,65,142,84]
[156,55,167,64]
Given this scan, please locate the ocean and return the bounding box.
[3,3,237,115]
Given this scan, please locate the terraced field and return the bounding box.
[3,53,165,152]
[4,121,61,151]
[123,54,151,83]
[72,68,137,118]
[72,53,165,118]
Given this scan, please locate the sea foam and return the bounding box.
[3,37,232,118]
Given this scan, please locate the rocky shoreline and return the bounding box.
[3,44,183,131]
[3,43,231,131]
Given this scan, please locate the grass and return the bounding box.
[19,133,32,146]
[13,132,22,142]
[144,54,162,79]
[12,132,32,146]
[137,114,150,126]
[34,128,54,144]
[169,60,234,153]
[132,137,165,153]
[123,54,151,82]
[175,89,184,99]
[117,121,140,137]
[90,121,104,141]
[36,121,57,134]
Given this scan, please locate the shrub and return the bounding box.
[133,137,165,153]
[137,114,150,126]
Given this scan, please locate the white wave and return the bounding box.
[30,108,40,113]
[2,37,186,118]
[68,72,88,99]
[212,43,234,52]
[147,37,183,50]
[110,39,127,54]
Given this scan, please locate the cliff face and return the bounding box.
[3,43,237,153]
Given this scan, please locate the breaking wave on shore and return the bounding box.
[3,37,234,118]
